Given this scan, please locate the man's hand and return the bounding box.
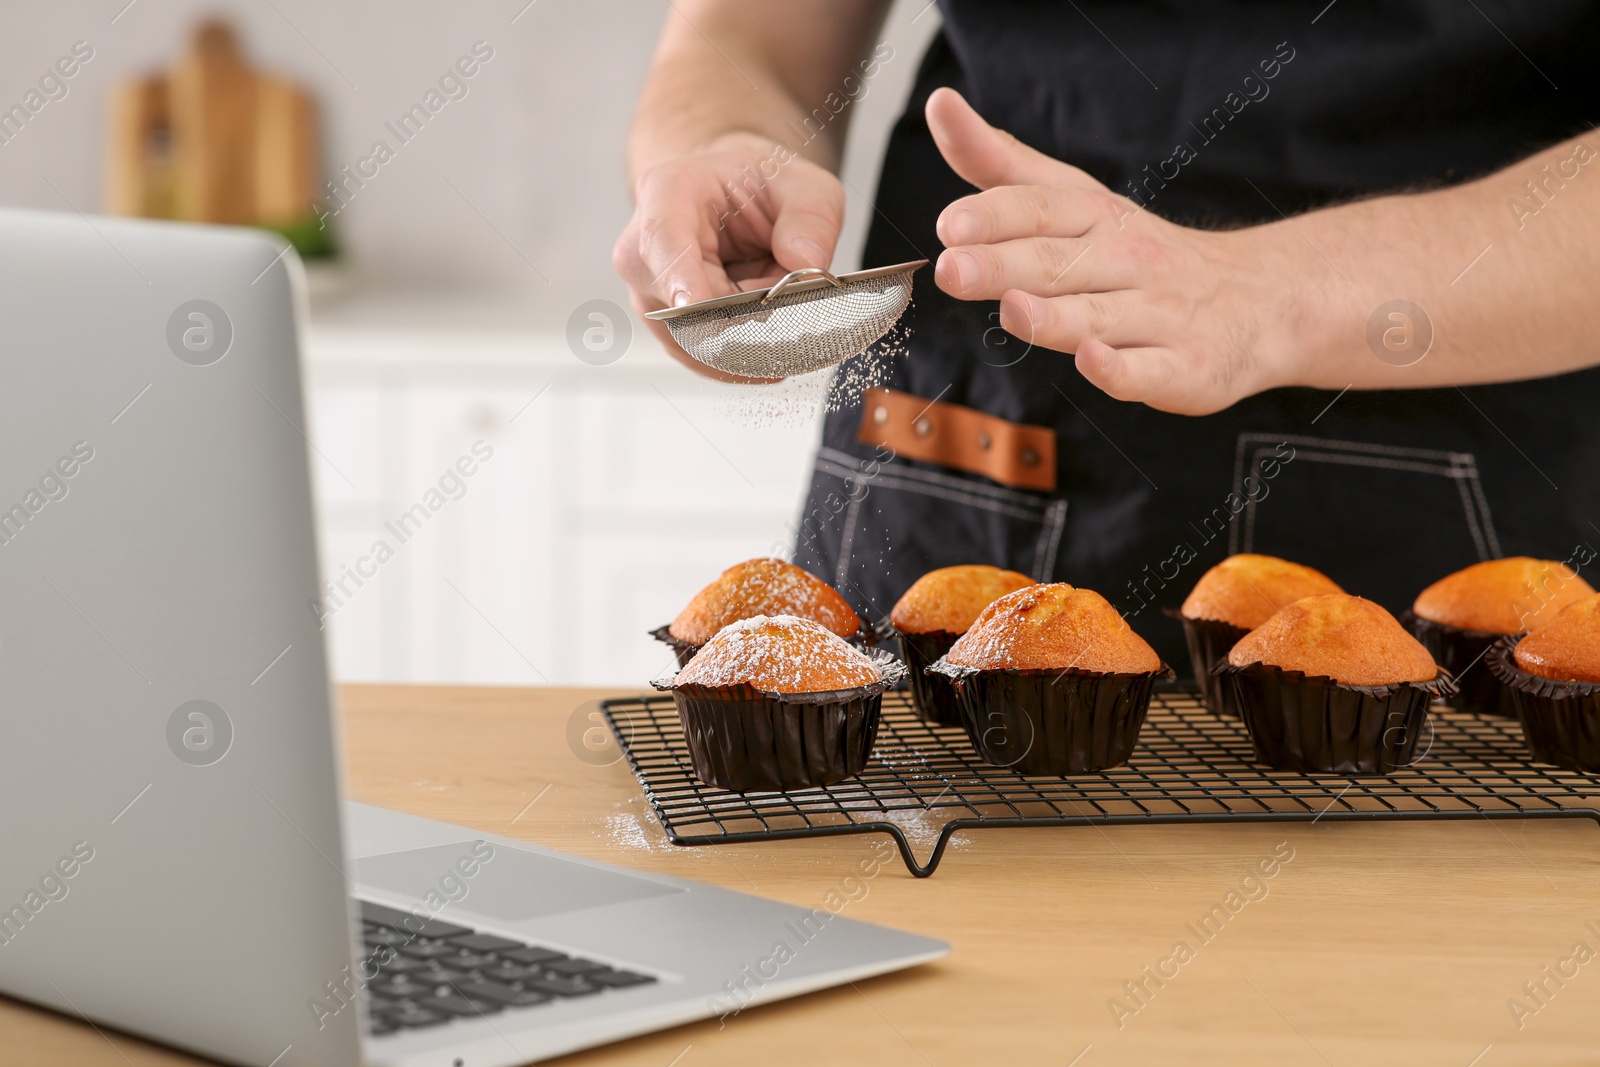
[928,88,1312,415]
[613,132,845,382]
[928,87,1600,412]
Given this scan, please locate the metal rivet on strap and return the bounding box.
[977,431,992,451]
[913,416,933,438]
[873,405,889,425]
[1020,447,1040,467]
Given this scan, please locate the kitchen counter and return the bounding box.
[5,683,1599,1065]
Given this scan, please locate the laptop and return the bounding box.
[0,208,947,1066]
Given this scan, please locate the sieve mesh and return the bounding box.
[649,262,922,380]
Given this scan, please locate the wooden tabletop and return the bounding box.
[7,684,1600,1065]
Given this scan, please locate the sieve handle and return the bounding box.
[760,267,843,304]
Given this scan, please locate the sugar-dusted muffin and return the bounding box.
[1512,594,1600,684]
[1220,594,1449,775]
[1182,554,1344,630]
[932,584,1168,774]
[654,615,904,792]
[676,615,882,692]
[1414,557,1595,635]
[655,558,861,666]
[889,565,1036,727]
[1409,557,1593,717]
[891,565,1037,635]
[1491,593,1600,771]
[948,584,1161,674]
[1176,554,1343,717]
[1227,595,1436,687]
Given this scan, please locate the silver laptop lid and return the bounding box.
[0,209,361,1067]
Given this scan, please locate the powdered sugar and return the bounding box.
[674,614,882,692]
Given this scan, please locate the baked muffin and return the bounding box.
[931,584,1169,774]
[889,565,1036,727]
[1410,557,1595,716]
[652,558,863,666]
[1490,593,1600,771]
[654,615,904,791]
[1219,594,1451,774]
[1176,554,1343,716]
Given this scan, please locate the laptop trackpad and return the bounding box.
[355,841,683,921]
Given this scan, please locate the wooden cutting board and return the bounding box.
[107,19,318,228]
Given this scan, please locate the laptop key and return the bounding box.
[588,968,656,988]
[519,975,601,998]
[362,926,410,947]
[375,954,443,975]
[499,946,568,966]
[450,933,525,953]
[544,958,608,976]
[415,993,504,1017]
[449,980,553,1008]
[368,1016,400,1036]
[480,961,539,983]
[443,950,500,969]
[359,901,472,940]
[375,1004,450,1029]
[398,939,465,960]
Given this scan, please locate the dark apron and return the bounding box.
[793,0,1600,668]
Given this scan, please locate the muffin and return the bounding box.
[652,558,864,667]
[1489,593,1600,771]
[889,565,1036,727]
[929,584,1170,774]
[1410,557,1595,716]
[1218,594,1453,774]
[652,614,904,792]
[1175,554,1343,717]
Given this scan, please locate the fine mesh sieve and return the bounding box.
[644,260,926,379]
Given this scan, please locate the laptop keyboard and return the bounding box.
[357,900,656,1036]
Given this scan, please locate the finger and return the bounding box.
[1073,339,1186,410]
[767,166,845,272]
[997,289,1155,352]
[938,185,1128,247]
[926,87,1105,192]
[633,169,734,307]
[938,237,1126,301]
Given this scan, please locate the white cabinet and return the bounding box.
[303,315,825,686]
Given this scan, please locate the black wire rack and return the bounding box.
[601,687,1600,877]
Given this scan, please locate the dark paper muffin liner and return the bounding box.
[1214,661,1456,775]
[648,624,701,669]
[1404,611,1518,717]
[651,620,878,670]
[892,628,964,728]
[1488,639,1600,772]
[651,647,906,792]
[1164,608,1250,717]
[929,659,1173,775]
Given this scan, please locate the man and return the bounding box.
[614,1,1600,665]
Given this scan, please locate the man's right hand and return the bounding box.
[612,131,846,382]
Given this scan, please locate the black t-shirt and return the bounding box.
[796,1,1600,665]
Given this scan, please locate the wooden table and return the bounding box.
[7,685,1600,1065]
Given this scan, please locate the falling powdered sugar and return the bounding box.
[713,313,912,428]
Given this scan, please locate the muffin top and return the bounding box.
[890,565,1037,635]
[669,558,860,646]
[1227,594,1437,686]
[1180,554,1344,630]
[1513,593,1600,683]
[674,615,883,692]
[945,583,1162,674]
[1412,557,1595,634]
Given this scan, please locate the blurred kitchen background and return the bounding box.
[0,1,939,685]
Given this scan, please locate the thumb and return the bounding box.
[767,163,846,272]
[926,87,1102,191]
